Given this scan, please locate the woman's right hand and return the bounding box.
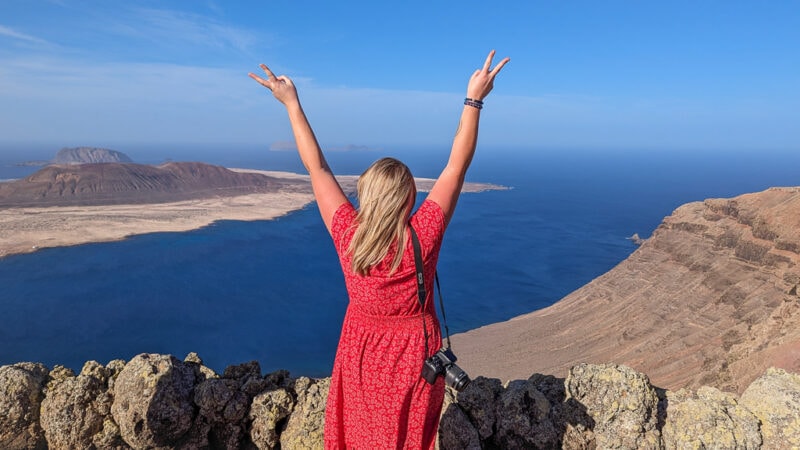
[248,64,300,108]
[466,50,510,101]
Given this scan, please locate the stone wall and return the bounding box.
[2,353,799,449]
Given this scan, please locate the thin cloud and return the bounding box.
[130,7,259,54]
[0,25,49,45]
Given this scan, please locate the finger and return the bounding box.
[489,57,510,77]
[482,50,496,72]
[248,72,267,85]
[248,72,274,90]
[276,75,291,85]
[260,63,277,80]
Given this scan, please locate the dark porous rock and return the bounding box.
[438,388,481,450]
[249,387,295,450]
[0,362,49,450]
[280,376,330,449]
[195,378,250,449]
[223,360,272,398]
[740,367,800,449]
[110,353,197,449]
[455,376,503,440]
[241,369,287,402]
[184,352,218,382]
[661,386,760,449]
[527,373,595,450]
[493,378,558,449]
[566,363,661,449]
[223,360,262,381]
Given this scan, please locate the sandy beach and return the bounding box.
[0,169,505,259]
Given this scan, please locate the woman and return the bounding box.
[249,50,509,449]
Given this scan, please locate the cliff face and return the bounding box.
[454,186,800,394]
[0,162,304,207]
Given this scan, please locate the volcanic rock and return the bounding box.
[279,376,329,449]
[40,361,127,450]
[740,367,800,449]
[0,362,49,449]
[3,356,800,448]
[110,354,198,449]
[662,385,761,449]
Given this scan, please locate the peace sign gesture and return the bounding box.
[466,50,510,101]
[248,64,300,107]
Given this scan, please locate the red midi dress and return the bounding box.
[323,199,447,450]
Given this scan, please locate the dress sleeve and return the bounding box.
[330,201,357,256]
[411,199,446,258]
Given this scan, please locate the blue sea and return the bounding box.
[1,144,798,376]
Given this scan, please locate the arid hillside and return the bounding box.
[454,186,800,394]
[0,162,305,207]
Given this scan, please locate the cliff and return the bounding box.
[453,186,800,394]
[0,162,303,208]
[2,354,799,449]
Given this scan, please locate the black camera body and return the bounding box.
[421,347,471,391]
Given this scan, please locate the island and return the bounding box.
[0,161,507,259]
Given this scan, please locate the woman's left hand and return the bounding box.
[248,64,300,108]
[466,50,510,101]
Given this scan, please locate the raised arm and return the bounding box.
[249,64,348,234]
[427,50,509,225]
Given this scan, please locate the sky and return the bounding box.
[0,1,798,154]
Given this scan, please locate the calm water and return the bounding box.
[1,145,798,376]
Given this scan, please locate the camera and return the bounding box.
[421,348,471,391]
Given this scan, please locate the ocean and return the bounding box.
[1,144,798,376]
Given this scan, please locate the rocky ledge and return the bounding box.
[2,354,799,449]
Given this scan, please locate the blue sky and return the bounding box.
[0,1,797,153]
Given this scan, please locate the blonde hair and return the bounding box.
[348,157,416,276]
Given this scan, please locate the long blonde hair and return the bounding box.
[348,157,416,276]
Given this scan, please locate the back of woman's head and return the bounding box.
[348,157,416,276]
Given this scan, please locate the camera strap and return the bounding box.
[409,225,453,356]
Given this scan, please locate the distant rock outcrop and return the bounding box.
[53,147,133,164]
[454,186,800,395]
[2,356,799,449]
[0,162,305,208]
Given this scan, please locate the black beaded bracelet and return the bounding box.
[464,98,484,109]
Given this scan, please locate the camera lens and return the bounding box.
[445,364,471,392]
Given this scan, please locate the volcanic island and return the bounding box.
[0,148,506,259]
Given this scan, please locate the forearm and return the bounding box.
[446,105,481,176]
[285,102,331,175]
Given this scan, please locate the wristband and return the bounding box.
[464,98,484,110]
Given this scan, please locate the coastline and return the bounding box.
[0,169,507,259]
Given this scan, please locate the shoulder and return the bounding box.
[331,202,357,251]
[410,200,446,250]
[412,199,445,230]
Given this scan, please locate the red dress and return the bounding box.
[324,199,447,449]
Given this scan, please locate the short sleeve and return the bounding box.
[410,199,446,259]
[331,201,357,256]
